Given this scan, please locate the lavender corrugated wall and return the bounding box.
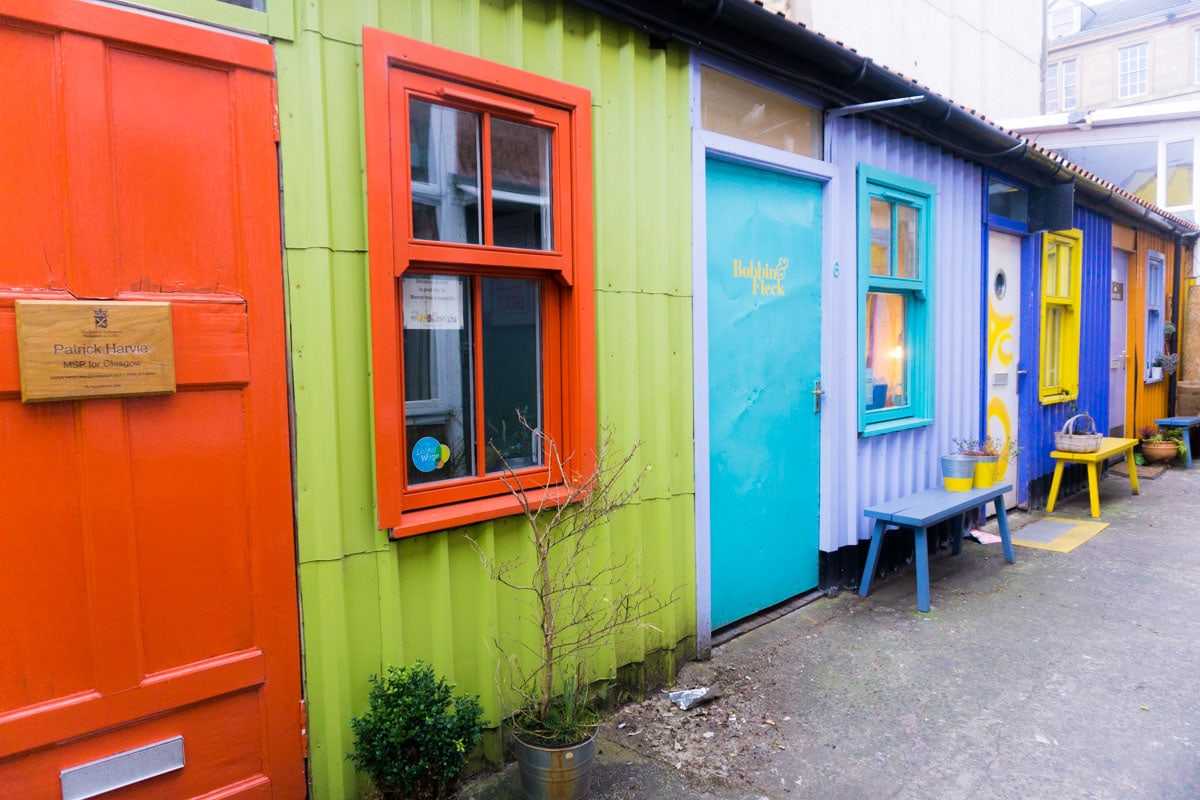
[1021,206,1113,507]
[820,118,985,551]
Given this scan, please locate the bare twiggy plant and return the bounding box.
[468,415,676,745]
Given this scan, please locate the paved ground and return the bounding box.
[461,463,1200,799]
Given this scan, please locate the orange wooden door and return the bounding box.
[0,2,304,798]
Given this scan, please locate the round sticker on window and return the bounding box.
[412,436,450,473]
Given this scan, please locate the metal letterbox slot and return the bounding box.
[60,736,185,800]
[992,372,1009,386]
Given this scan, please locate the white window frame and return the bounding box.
[1061,59,1078,110]
[1045,62,1060,113]
[1145,250,1166,382]
[1046,59,1079,113]
[1118,42,1149,99]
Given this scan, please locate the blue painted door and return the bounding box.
[706,156,821,629]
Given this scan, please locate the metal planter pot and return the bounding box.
[940,454,976,492]
[514,733,596,800]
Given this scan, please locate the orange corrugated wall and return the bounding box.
[1128,229,1177,434]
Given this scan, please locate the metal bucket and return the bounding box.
[515,734,596,800]
[940,454,976,492]
[972,454,999,488]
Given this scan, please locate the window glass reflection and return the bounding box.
[491,119,553,250]
[897,204,919,279]
[482,278,543,472]
[869,198,891,276]
[409,100,482,244]
[1058,141,1157,204]
[1167,139,1193,208]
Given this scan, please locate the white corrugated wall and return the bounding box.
[820,117,986,551]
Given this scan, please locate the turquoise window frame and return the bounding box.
[857,165,935,435]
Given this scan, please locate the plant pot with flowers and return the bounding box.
[1139,425,1185,464]
[953,436,1021,489]
[470,418,676,800]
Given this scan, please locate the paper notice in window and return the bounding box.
[403,275,464,330]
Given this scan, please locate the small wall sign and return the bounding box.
[15,300,176,403]
[1112,281,1124,301]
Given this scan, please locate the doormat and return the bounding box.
[1110,461,1167,479]
[1010,516,1109,553]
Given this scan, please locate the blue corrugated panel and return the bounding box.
[821,117,984,551]
[1020,206,1112,507]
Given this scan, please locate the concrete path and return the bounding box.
[462,463,1200,799]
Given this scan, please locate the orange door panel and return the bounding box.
[0,2,304,797]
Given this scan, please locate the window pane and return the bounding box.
[700,66,823,157]
[1058,141,1157,203]
[1045,63,1060,113]
[897,204,919,279]
[409,100,482,244]
[869,198,892,276]
[1044,241,1059,296]
[864,292,908,409]
[1062,60,1077,110]
[1056,243,1073,298]
[1045,306,1062,387]
[988,180,1029,223]
[482,278,543,472]
[491,118,553,250]
[1167,139,1193,208]
[402,274,475,486]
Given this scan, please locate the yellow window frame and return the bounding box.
[1039,229,1083,403]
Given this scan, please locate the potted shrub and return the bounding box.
[1139,425,1185,464]
[348,661,485,800]
[470,418,675,800]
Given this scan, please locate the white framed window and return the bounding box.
[1045,59,1078,112]
[1145,250,1166,382]
[1049,5,1081,39]
[1118,43,1148,99]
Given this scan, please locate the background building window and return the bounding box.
[1039,230,1083,403]
[1049,5,1081,39]
[857,165,935,434]
[1118,42,1148,99]
[1045,59,1078,113]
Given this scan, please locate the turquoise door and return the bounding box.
[706,156,822,629]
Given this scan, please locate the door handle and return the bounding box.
[812,380,825,414]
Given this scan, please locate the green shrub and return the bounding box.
[348,662,485,800]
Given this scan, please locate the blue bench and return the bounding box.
[859,483,1015,613]
[1153,416,1200,468]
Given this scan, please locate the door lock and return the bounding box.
[812,380,825,413]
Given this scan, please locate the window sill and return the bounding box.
[387,484,568,539]
[1038,392,1079,406]
[860,416,934,437]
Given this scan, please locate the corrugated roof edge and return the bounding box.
[575,0,1198,237]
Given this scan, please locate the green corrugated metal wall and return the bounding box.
[273,2,695,797]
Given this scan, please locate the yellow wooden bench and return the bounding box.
[1046,436,1140,519]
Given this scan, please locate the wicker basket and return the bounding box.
[1054,413,1102,453]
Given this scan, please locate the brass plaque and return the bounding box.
[15,300,176,403]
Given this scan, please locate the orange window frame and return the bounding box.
[363,28,596,538]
